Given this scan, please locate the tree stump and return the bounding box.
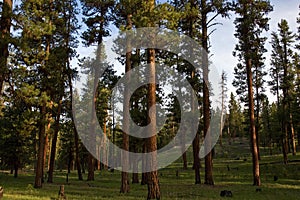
[0,186,3,199]
[58,185,67,200]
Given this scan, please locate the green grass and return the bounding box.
[1,139,300,199]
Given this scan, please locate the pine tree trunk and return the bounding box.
[255,75,261,160]
[220,106,224,148]
[282,124,289,164]
[87,154,95,181]
[48,100,62,183]
[87,44,102,181]
[68,147,73,174]
[13,159,18,178]
[146,46,160,199]
[178,83,188,170]
[141,142,147,185]
[246,58,261,186]
[132,143,139,184]
[42,130,49,183]
[192,134,200,184]
[120,13,132,194]
[67,67,83,180]
[182,152,188,170]
[63,0,83,181]
[0,0,12,97]
[201,0,214,185]
[34,104,47,188]
[289,113,296,156]
[103,120,108,170]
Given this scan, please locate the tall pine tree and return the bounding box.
[233,0,272,186]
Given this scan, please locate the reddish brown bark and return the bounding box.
[246,58,261,186]
[47,100,62,183]
[146,46,160,199]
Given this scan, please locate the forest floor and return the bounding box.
[1,138,300,199]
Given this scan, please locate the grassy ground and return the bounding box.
[1,138,300,199]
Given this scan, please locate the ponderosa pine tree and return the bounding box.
[233,0,272,186]
[228,92,244,141]
[200,0,232,186]
[16,0,59,188]
[261,97,272,154]
[233,31,268,161]
[80,0,114,181]
[146,0,160,197]
[113,0,137,193]
[219,71,228,147]
[47,0,80,183]
[270,19,297,161]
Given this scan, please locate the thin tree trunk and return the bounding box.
[42,128,50,183]
[47,100,62,183]
[191,69,200,183]
[282,113,289,164]
[102,119,107,170]
[141,142,147,185]
[289,113,296,156]
[282,31,290,163]
[255,69,261,160]
[0,0,12,97]
[67,69,83,180]
[182,148,188,170]
[178,82,187,170]
[220,105,224,148]
[62,0,83,180]
[201,0,214,185]
[186,0,201,185]
[132,142,139,184]
[34,104,46,188]
[68,146,73,174]
[192,134,201,184]
[120,13,132,194]
[87,45,102,182]
[13,157,18,178]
